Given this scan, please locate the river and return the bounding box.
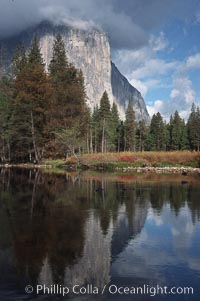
[0,169,200,300]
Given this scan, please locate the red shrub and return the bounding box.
[118,155,137,163]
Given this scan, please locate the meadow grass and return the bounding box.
[64,151,200,168]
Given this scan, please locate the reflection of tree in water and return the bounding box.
[93,181,123,235]
[0,169,88,286]
[169,184,188,215]
[187,184,200,223]
[0,169,150,289]
[148,183,188,215]
[135,180,200,222]
[0,169,200,291]
[47,206,86,284]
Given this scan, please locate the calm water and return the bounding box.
[0,169,200,301]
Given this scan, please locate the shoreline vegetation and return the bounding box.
[1,35,200,166]
[1,151,200,175]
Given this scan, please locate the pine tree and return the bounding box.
[118,121,125,152]
[28,36,44,65]
[49,34,68,80]
[187,104,200,150]
[164,122,171,151]
[48,34,69,134]
[136,120,148,151]
[170,111,187,150]
[100,91,111,119]
[180,120,188,150]
[163,121,170,151]
[124,101,136,151]
[111,102,120,151]
[78,99,91,154]
[11,36,50,162]
[99,91,112,152]
[150,112,165,150]
[91,106,101,153]
[48,34,88,156]
[0,77,13,162]
[144,131,154,151]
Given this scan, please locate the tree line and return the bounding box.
[0,34,200,163]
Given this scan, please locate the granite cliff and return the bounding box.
[111,62,150,122]
[2,22,150,122]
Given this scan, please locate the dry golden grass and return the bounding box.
[66,151,200,168]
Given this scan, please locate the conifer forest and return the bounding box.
[0,34,200,163]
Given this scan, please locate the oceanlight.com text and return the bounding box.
[25,284,194,297]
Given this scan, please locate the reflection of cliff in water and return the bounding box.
[0,169,88,289]
[37,180,149,290]
[0,169,149,292]
[111,201,148,261]
[1,169,199,297]
[64,198,148,290]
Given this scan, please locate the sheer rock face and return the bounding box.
[3,22,150,122]
[111,62,150,123]
[37,202,148,289]
[36,24,113,110]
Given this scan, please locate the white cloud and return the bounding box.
[147,100,165,117]
[112,201,200,284]
[186,53,200,69]
[130,58,177,79]
[171,75,195,105]
[170,89,180,99]
[140,49,200,120]
[147,73,196,121]
[112,48,150,75]
[0,0,150,49]
[112,32,178,114]
[130,79,148,97]
[179,110,191,119]
[113,32,176,80]
[40,5,97,31]
[150,31,168,52]
[130,78,161,97]
[113,29,200,121]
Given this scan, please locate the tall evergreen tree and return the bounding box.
[144,130,154,151]
[48,34,88,156]
[111,102,120,151]
[11,36,50,162]
[99,91,112,152]
[28,36,44,65]
[187,104,200,151]
[0,77,13,162]
[118,121,125,152]
[136,120,148,151]
[49,34,68,80]
[149,112,165,150]
[48,34,69,132]
[180,119,188,150]
[124,101,136,151]
[170,111,187,150]
[91,106,101,153]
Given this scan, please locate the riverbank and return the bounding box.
[0,163,53,169]
[63,151,200,173]
[1,151,200,174]
[1,164,200,174]
[115,166,200,174]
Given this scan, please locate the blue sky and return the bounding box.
[113,14,200,120]
[0,0,200,120]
